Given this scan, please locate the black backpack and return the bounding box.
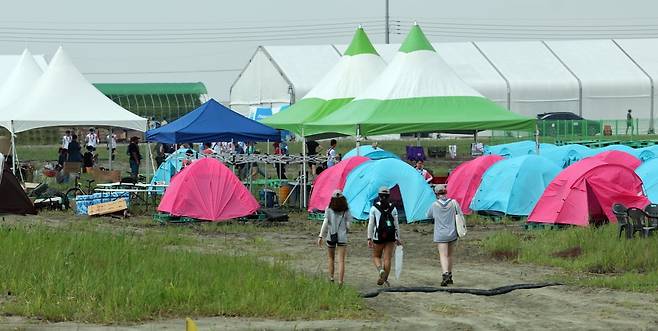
[374,202,396,241]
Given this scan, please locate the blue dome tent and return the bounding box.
[484,140,556,158]
[541,144,592,168]
[470,155,561,216]
[150,148,201,193]
[636,158,658,202]
[343,145,399,160]
[342,158,434,222]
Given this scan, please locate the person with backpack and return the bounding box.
[317,190,352,286]
[426,184,464,286]
[367,187,402,286]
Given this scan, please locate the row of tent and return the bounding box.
[449,141,658,226]
[261,24,534,139]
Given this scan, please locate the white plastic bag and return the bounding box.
[395,245,404,280]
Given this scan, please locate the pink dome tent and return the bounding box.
[446,155,504,214]
[589,150,641,169]
[528,157,649,227]
[308,156,369,212]
[158,158,259,221]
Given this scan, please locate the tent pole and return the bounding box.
[356,125,361,156]
[108,127,112,171]
[147,141,154,181]
[301,128,307,209]
[535,124,540,155]
[10,121,16,175]
[266,139,269,181]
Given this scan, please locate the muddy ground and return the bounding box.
[0,214,657,331]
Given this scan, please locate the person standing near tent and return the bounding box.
[127,136,141,179]
[106,130,117,161]
[67,134,82,163]
[426,184,462,286]
[626,109,634,135]
[306,140,321,178]
[415,160,433,183]
[367,187,402,286]
[327,139,338,168]
[317,190,352,286]
[60,130,72,163]
[85,128,99,152]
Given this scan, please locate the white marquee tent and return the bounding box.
[0,47,147,133]
[0,49,44,110]
[231,38,658,133]
[229,45,341,115]
[0,53,47,87]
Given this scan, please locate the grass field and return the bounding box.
[0,222,363,323]
[483,225,658,292]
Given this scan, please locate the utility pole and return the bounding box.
[385,0,390,44]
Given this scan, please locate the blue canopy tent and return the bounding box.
[636,158,658,202]
[541,144,592,168]
[149,148,201,192]
[342,158,435,222]
[343,145,399,160]
[146,99,280,143]
[484,140,556,158]
[470,155,561,216]
[252,107,273,121]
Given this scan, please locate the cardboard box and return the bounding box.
[87,198,127,216]
[88,167,121,183]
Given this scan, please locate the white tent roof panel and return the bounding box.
[0,47,147,132]
[614,38,658,98]
[0,50,43,109]
[475,41,580,117]
[0,54,47,87]
[260,45,340,101]
[546,39,651,120]
[434,42,508,108]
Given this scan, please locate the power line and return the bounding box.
[84,68,242,75]
[0,31,386,45]
[0,20,385,33]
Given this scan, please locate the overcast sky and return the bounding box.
[1,0,657,101]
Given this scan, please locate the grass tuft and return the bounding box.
[482,225,658,291]
[0,223,362,323]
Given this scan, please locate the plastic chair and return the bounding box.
[626,207,658,238]
[643,203,658,227]
[612,203,630,239]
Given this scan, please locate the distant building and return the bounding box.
[94,82,209,123]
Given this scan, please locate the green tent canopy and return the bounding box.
[261,27,385,136]
[306,24,535,136]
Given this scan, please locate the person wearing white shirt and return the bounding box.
[106,131,117,160]
[415,160,433,183]
[59,130,72,164]
[85,128,99,152]
[326,139,338,167]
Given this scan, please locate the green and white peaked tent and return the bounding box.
[307,24,535,136]
[261,27,385,136]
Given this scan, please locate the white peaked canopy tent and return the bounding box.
[0,47,148,175]
[0,47,147,133]
[0,49,44,110]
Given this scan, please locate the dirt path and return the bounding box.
[1,219,657,330]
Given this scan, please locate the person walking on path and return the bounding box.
[626,109,634,135]
[426,184,463,286]
[367,187,402,286]
[317,190,352,286]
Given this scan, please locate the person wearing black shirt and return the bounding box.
[67,134,82,163]
[127,136,142,179]
[306,140,322,179]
